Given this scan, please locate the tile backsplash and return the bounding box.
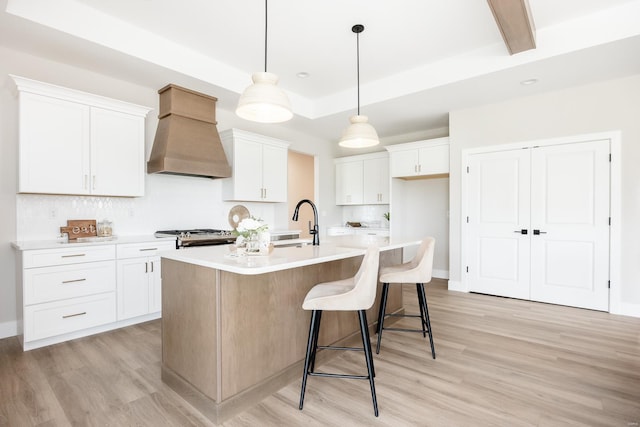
[17,194,138,240]
[341,205,390,228]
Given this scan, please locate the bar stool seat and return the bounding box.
[299,246,380,417]
[376,237,436,359]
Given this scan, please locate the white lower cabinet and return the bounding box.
[24,293,116,342]
[116,241,174,320]
[17,238,175,350]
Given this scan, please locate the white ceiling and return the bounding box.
[2,0,640,153]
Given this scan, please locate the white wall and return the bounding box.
[0,45,343,338]
[390,177,450,278]
[449,74,640,316]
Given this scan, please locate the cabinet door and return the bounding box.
[335,161,363,205]
[261,144,287,202]
[117,258,150,320]
[363,157,389,204]
[148,257,163,313]
[19,93,90,194]
[91,108,145,197]
[418,144,449,175]
[232,139,263,201]
[389,149,418,178]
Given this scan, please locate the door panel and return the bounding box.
[530,140,610,310]
[467,140,610,311]
[467,149,530,299]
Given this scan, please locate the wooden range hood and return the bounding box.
[147,84,231,178]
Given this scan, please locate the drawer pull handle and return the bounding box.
[61,254,86,258]
[139,248,157,252]
[62,278,86,284]
[62,311,87,319]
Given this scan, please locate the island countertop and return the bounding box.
[160,235,421,275]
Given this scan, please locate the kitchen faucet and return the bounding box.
[292,199,319,246]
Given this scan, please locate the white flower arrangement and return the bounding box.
[234,217,269,239]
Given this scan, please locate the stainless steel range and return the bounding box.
[155,229,236,248]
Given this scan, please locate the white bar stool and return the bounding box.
[299,246,381,417]
[375,237,436,359]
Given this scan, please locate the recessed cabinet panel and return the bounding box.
[221,129,289,202]
[91,108,145,197]
[261,144,288,202]
[363,157,389,204]
[231,138,263,201]
[418,144,449,175]
[335,161,363,205]
[19,93,90,194]
[389,149,417,178]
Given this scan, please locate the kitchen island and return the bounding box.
[160,236,419,423]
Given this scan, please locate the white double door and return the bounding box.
[466,140,610,311]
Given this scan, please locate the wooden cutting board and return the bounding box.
[60,219,97,240]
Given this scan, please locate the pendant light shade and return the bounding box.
[236,0,292,123]
[339,115,379,148]
[339,24,379,148]
[236,72,292,123]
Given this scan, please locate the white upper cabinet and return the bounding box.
[335,160,363,205]
[220,129,289,202]
[363,156,389,204]
[12,75,151,197]
[387,137,449,178]
[335,152,388,205]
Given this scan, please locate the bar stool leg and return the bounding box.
[358,310,379,417]
[416,283,427,338]
[418,284,436,359]
[309,311,323,372]
[299,310,320,410]
[375,283,389,354]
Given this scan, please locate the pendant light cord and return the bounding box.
[356,30,360,115]
[264,0,268,73]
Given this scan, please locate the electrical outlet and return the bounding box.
[49,208,57,219]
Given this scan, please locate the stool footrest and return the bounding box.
[318,345,363,352]
[386,313,422,319]
[308,372,369,380]
[382,327,428,333]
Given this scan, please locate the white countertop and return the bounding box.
[161,236,420,275]
[12,235,176,251]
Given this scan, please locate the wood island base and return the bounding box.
[160,248,404,424]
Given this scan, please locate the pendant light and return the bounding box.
[236,0,293,123]
[339,24,379,148]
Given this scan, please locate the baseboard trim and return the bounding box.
[618,302,640,318]
[432,269,449,280]
[0,320,18,340]
[447,280,467,292]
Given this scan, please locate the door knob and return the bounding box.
[513,229,528,234]
[533,229,547,235]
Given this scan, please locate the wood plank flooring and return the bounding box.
[1,280,639,426]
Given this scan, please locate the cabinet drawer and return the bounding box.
[24,292,116,342]
[24,261,116,305]
[23,245,115,268]
[117,241,176,259]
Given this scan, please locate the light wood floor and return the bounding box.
[1,280,639,426]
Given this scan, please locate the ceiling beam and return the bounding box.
[487,0,536,55]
